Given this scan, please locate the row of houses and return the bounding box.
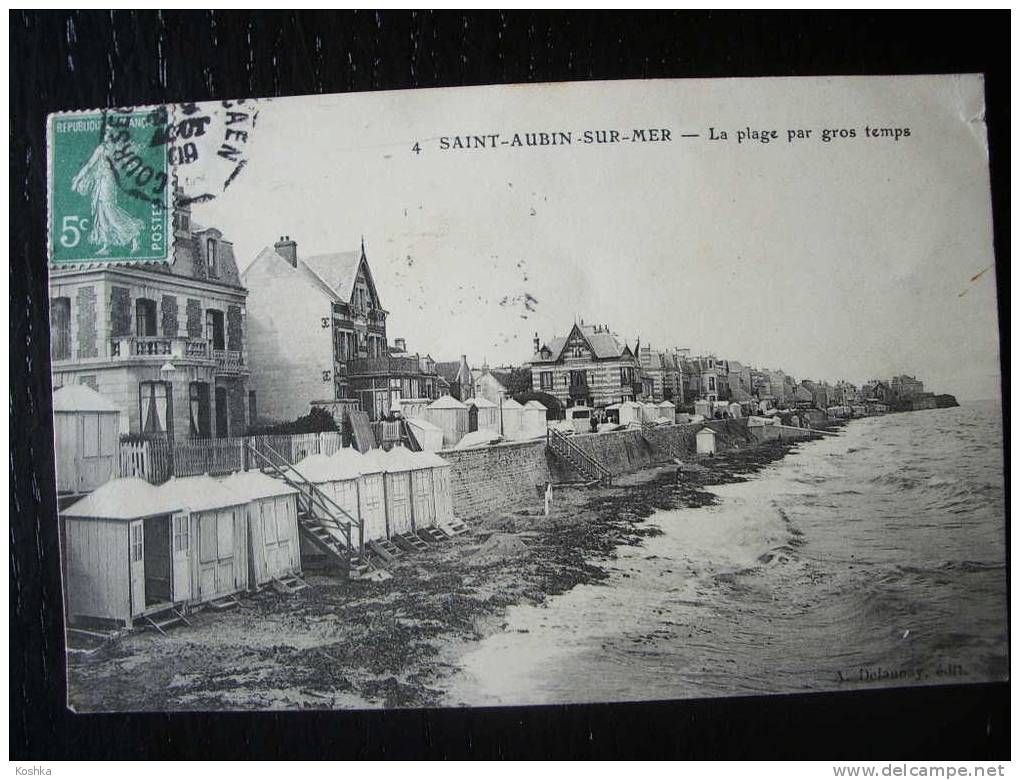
[47,200,940,448]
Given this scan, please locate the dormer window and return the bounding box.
[206,238,218,278]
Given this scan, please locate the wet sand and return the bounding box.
[67,437,818,711]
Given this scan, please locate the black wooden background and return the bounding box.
[10,11,1010,760]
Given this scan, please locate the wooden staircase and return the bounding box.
[546,428,612,486]
[393,531,430,554]
[273,575,309,595]
[367,538,405,563]
[246,441,375,580]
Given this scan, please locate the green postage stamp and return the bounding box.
[48,107,171,265]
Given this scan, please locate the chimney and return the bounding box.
[274,235,297,267]
[393,337,406,352]
[533,332,540,353]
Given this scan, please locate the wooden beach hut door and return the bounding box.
[198,509,236,599]
[412,469,435,528]
[171,512,192,602]
[129,520,145,615]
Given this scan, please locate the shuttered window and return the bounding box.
[130,525,143,562]
[173,515,190,553]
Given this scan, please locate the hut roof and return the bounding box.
[464,396,497,409]
[52,384,120,413]
[383,445,422,471]
[429,395,468,410]
[330,446,367,478]
[620,400,643,409]
[500,398,524,410]
[221,471,298,501]
[158,475,246,512]
[63,477,175,520]
[291,453,348,483]
[524,400,547,410]
[697,427,717,437]
[657,400,676,409]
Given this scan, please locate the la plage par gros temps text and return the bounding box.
[433,125,912,150]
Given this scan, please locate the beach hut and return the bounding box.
[417,450,455,527]
[62,477,185,627]
[694,399,713,419]
[291,452,364,534]
[406,416,444,452]
[157,475,250,605]
[522,400,549,439]
[221,471,301,587]
[656,400,676,423]
[465,396,500,432]
[695,427,718,455]
[499,398,526,439]
[341,447,388,542]
[618,400,644,427]
[728,402,743,419]
[397,447,439,530]
[361,446,415,535]
[425,395,469,447]
[53,384,122,495]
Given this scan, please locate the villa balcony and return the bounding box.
[347,355,425,377]
[107,336,248,375]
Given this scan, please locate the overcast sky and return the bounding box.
[193,75,999,400]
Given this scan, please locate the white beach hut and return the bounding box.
[618,400,644,427]
[522,400,549,439]
[425,395,470,447]
[157,475,250,605]
[696,427,718,455]
[465,396,500,432]
[221,470,301,587]
[62,477,185,627]
[416,450,455,527]
[53,384,122,495]
[656,400,676,423]
[361,447,414,536]
[498,398,526,439]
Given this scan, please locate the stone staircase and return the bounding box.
[546,428,612,486]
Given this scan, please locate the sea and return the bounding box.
[443,400,1008,706]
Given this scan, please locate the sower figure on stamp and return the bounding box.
[70,138,144,256]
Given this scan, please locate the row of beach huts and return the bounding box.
[62,443,458,632]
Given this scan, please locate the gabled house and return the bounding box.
[243,236,440,423]
[861,380,892,403]
[528,322,641,409]
[638,345,684,404]
[472,364,512,404]
[49,201,251,441]
[435,355,474,401]
[891,375,925,400]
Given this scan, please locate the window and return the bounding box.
[189,382,211,438]
[248,391,257,423]
[135,298,158,337]
[621,367,635,385]
[139,382,171,435]
[50,297,71,360]
[570,370,587,387]
[709,376,716,392]
[206,238,218,277]
[205,309,225,350]
[173,514,190,553]
[130,524,143,562]
[540,372,552,390]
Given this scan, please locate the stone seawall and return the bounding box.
[442,418,807,521]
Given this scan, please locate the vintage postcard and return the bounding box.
[47,75,1004,712]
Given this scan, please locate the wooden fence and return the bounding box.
[118,431,344,484]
